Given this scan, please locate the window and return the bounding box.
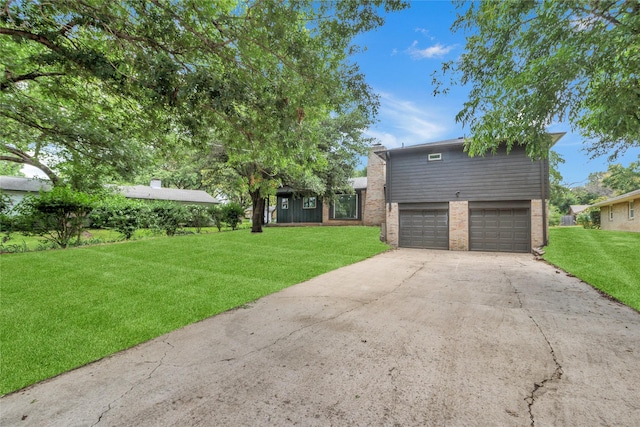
[609,205,614,221]
[630,201,635,220]
[428,153,442,161]
[332,194,358,219]
[303,196,316,209]
[281,198,289,210]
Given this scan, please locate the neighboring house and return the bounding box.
[561,204,590,226]
[0,175,52,211]
[274,145,386,226]
[0,176,220,208]
[117,179,220,206]
[380,133,565,253]
[589,189,639,232]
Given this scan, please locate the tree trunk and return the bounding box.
[250,190,264,233]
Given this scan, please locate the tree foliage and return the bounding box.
[1,1,407,192]
[16,186,96,248]
[436,0,640,159]
[602,155,640,195]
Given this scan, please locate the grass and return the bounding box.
[0,226,388,395]
[544,227,640,311]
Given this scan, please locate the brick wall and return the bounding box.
[449,201,468,251]
[600,198,639,232]
[363,146,386,226]
[531,199,545,248]
[384,203,399,246]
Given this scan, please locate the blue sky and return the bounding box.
[353,1,640,187]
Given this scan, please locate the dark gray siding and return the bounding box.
[276,195,322,223]
[388,144,549,203]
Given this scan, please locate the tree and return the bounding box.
[602,156,640,195]
[435,1,640,159]
[15,186,95,248]
[1,1,407,191]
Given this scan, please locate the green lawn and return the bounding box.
[544,227,640,311]
[0,226,388,395]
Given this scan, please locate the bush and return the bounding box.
[209,205,224,231]
[221,203,244,230]
[148,201,188,236]
[90,196,148,240]
[548,204,561,227]
[185,205,211,233]
[576,208,601,229]
[15,186,96,248]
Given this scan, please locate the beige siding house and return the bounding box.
[590,189,639,232]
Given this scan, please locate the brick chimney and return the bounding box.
[362,144,386,226]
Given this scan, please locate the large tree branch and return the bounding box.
[1,71,66,91]
[1,145,60,185]
[0,27,64,53]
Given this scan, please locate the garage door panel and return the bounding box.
[469,206,530,253]
[399,209,449,249]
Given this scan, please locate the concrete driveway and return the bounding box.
[2,249,639,426]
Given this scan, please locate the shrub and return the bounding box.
[91,196,148,240]
[209,205,224,231]
[15,186,96,248]
[576,208,600,229]
[548,204,561,227]
[148,201,188,236]
[221,203,244,230]
[185,204,211,233]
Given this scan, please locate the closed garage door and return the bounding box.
[469,202,530,253]
[399,204,449,249]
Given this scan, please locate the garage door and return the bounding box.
[399,206,449,249]
[469,203,530,253]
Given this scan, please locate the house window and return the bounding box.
[428,153,442,161]
[609,205,614,221]
[303,196,316,209]
[332,194,358,219]
[630,201,635,220]
[281,198,289,210]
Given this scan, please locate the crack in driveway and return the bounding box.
[92,340,175,426]
[217,261,427,364]
[503,271,564,426]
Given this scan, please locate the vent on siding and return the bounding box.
[428,153,442,161]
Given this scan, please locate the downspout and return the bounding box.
[540,157,548,247]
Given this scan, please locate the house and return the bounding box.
[0,176,219,207]
[589,189,639,232]
[0,175,52,211]
[561,204,590,226]
[117,179,220,206]
[274,145,386,226]
[380,133,565,253]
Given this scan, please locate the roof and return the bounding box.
[590,189,640,208]
[276,177,367,195]
[349,177,367,190]
[0,176,219,204]
[379,132,567,156]
[568,205,590,215]
[117,185,220,204]
[0,175,52,192]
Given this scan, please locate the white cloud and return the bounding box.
[365,92,450,149]
[406,41,456,59]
